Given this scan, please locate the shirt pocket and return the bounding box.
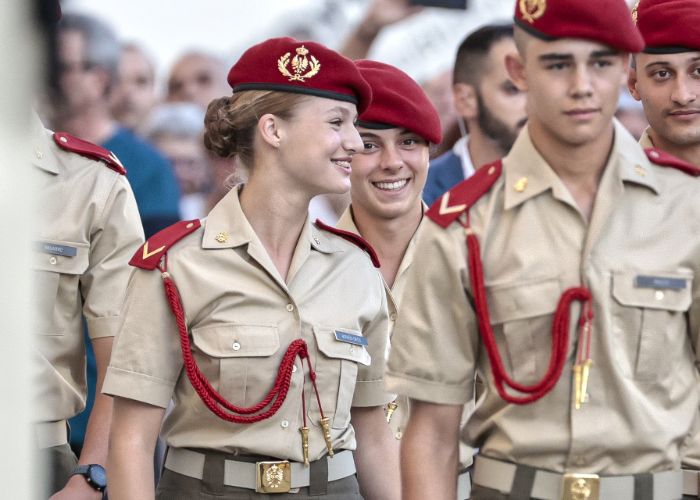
[191,323,280,407]
[611,270,692,381]
[486,276,561,385]
[312,326,370,430]
[32,241,89,336]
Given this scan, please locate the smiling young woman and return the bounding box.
[103,37,399,500]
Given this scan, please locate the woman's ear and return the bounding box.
[257,113,282,148]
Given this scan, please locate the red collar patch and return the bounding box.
[645,147,700,177]
[130,219,202,270]
[53,132,127,175]
[315,219,380,268]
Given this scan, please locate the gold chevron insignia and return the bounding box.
[142,241,166,259]
[439,192,467,215]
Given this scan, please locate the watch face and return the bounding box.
[88,465,107,488]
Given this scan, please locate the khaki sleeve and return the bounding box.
[102,266,184,408]
[81,174,144,339]
[385,220,478,405]
[352,268,392,408]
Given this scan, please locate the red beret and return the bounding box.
[635,0,700,53]
[514,0,644,53]
[227,37,372,114]
[354,60,442,145]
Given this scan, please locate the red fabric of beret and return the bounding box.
[354,60,442,145]
[635,0,700,53]
[513,0,644,53]
[227,37,372,114]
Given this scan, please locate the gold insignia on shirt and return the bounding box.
[215,231,229,243]
[519,0,546,23]
[277,45,321,83]
[631,0,640,24]
[514,177,528,192]
[635,165,646,177]
[142,241,166,260]
[438,192,467,215]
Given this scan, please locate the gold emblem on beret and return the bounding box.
[278,45,321,83]
[631,0,640,24]
[519,0,546,23]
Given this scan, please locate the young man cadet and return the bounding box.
[423,23,527,206]
[386,0,700,498]
[628,0,700,167]
[628,2,700,497]
[336,60,475,498]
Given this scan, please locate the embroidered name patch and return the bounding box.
[37,242,77,257]
[334,330,368,346]
[634,275,687,290]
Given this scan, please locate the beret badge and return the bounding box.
[278,45,321,83]
[631,0,639,24]
[519,0,547,23]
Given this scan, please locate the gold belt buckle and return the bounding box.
[256,460,291,494]
[562,473,600,500]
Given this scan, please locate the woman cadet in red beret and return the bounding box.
[103,37,399,500]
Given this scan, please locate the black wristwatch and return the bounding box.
[71,464,107,492]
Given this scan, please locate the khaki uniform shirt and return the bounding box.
[386,120,700,474]
[638,128,700,471]
[103,186,391,461]
[336,206,476,468]
[31,115,144,423]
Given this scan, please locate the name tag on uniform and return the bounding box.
[36,242,77,257]
[334,330,368,346]
[634,275,687,290]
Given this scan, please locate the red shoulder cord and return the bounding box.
[461,215,593,404]
[156,255,326,425]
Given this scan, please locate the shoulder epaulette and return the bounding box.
[645,147,700,177]
[426,160,503,228]
[315,219,380,268]
[130,219,202,270]
[53,132,127,175]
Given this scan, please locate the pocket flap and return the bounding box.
[487,276,561,324]
[191,323,280,358]
[612,271,692,311]
[313,326,371,366]
[33,240,89,275]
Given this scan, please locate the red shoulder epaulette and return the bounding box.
[426,160,503,228]
[315,219,380,268]
[645,147,700,177]
[53,131,127,175]
[129,219,202,270]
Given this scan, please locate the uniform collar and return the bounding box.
[336,206,359,234]
[638,127,655,149]
[503,119,658,212]
[202,184,339,254]
[31,111,60,175]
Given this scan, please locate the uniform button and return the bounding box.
[49,256,57,265]
[654,290,664,301]
[389,312,397,322]
[292,365,297,373]
[59,136,68,143]
[281,420,289,429]
[35,149,43,160]
[394,431,403,440]
[232,341,241,351]
[649,150,659,158]
[286,303,295,312]
[313,236,321,245]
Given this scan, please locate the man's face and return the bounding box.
[166,54,229,109]
[476,38,528,152]
[628,51,700,148]
[110,48,157,130]
[515,37,627,147]
[57,30,105,112]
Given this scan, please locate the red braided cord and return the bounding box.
[161,273,313,423]
[466,233,592,404]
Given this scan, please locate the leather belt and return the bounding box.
[474,456,682,500]
[457,469,472,499]
[165,447,355,493]
[34,420,68,449]
[683,469,699,497]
